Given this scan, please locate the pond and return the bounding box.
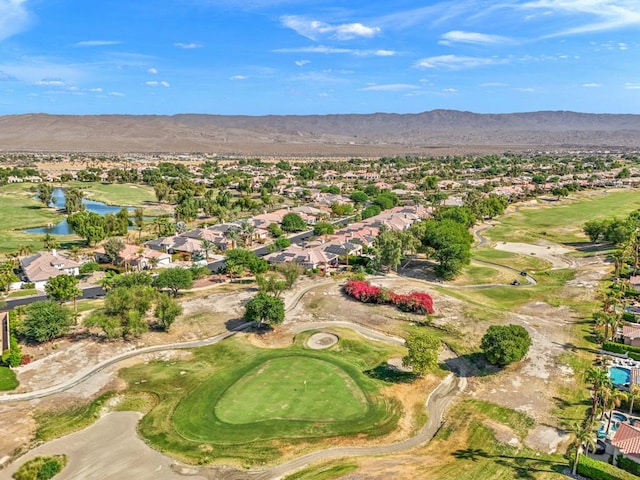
[24,188,135,235]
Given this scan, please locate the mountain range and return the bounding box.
[1,110,639,155]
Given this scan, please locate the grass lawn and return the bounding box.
[214,357,368,424]
[71,182,157,207]
[120,333,403,465]
[472,248,552,273]
[449,263,515,287]
[0,367,18,391]
[487,190,640,244]
[422,400,566,479]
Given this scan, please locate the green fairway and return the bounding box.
[215,357,367,424]
[488,190,640,244]
[120,333,403,464]
[472,248,552,273]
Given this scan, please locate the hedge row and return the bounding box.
[577,455,638,480]
[617,455,640,477]
[343,280,434,314]
[602,342,640,361]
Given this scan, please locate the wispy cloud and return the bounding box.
[147,68,158,74]
[35,78,66,87]
[359,83,419,92]
[520,0,640,36]
[480,82,509,87]
[230,75,248,80]
[443,88,458,92]
[281,15,380,41]
[108,91,125,96]
[295,60,310,67]
[415,55,503,70]
[0,0,31,42]
[624,83,640,90]
[439,30,514,46]
[515,87,535,92]
[174,42,203,49]
[273,46,396,57]
[583,82,602,88]
[145,80,170,87]
[74,40,121,47]
[88,87,103,93]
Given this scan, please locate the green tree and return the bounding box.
[275,237,291,250]
[154,293,182,331]
[256,273,287,298]
[37,184,54,207]
[361,205,381,219]
[281,212,307,232]
[45,274,81,312]
[480,324,532,366]
[41,233,59,251]
[155,268,194,296]
[402,330,440,376]
[102,237,125,265]
[64,187,85,214]
[570,423,596,476]
[243,292,285,327]
[313,222,335,236]
[420,218,473,279]
[349,191,369,204]
[279,262,302,289]
[373,229,404,272]
[134,207,144,240]
[20,301,74,343]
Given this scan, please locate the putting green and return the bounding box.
[215,356,368,423]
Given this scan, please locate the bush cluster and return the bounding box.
[602,342,640,361]
[343,280,434,314]
[577,455,638,480]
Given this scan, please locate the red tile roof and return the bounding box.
[612,423,640,459]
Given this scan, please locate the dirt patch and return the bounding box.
[306,332,339,350]
[494,241,573,269]
[0,412,206,480]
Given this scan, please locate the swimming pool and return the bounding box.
[610,367,631,386]
[612,412,629,423]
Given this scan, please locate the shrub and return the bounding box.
[343,280,434,314]
[13,454,67,480]
[481,324,532,366]
[617,455,640,477]
[577,454,638,480]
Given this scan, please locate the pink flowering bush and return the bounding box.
[343,280,434,314]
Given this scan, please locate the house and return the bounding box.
[609,423,640,466]
[19,250,82,290]
[94,244,171,270]
[264,245,338,272]
[621,324,640,347]
[630,276,640,291]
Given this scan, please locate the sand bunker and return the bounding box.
[306,332,339,350]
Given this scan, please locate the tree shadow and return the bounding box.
[442,352,499,378]
[452,448,566,478]
[224,317,255,332]
[563,241,615,254]
[364,363,417,383]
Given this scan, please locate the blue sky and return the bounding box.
[0,0,639,115]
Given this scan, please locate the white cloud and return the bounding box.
[230,75,248,80]
[74,40,121,47]
[625,83,640,90]
[108,91,125,96]
[174,42,203,49]
[273,45,395,57]
[281,15,380,41]
[439,30,513,46]
[295,60,310,67]
[480,82,509,87]
[88,87,103,93]
[515,87,535,92]
[415,55,502,70]
[148,68,158,74]
[35,78,66,87]
[583,82,602,88]
[521,0,640,36]
[443,88,458,92]
[0,0,31,42]
[145,80,170,87]
[359,83,419,92]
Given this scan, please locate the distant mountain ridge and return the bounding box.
[0,110,639,154]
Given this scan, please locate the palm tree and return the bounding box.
[629,384,640,414]
[200,239,214,260]
[42,233,60,251]
[603,388,628,433]
[586,367,612,419]
[239,221,255,247]
[570,422,596,476]
[17,244,32,258]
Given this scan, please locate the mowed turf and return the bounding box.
[121,333,402,464]
[215,357,367,423]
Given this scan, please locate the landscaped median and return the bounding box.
[119,332,405,465]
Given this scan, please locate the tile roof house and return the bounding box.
[621,324,640,347]
[611,423,640,465]
[20,250,82,290]
[94,244,171,270]
[264,245,338,271]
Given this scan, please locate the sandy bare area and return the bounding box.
[494,241,573,269]
[306,332,339,349]
[0,412,205,480]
